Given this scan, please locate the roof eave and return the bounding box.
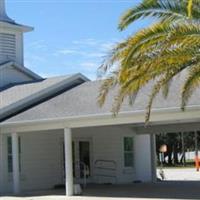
[0,21,34,32]
[1,105,200,133]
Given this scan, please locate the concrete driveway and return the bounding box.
[1,181,200,200]
[158,168,200,181]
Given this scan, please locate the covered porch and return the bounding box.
[2,113,200,197]
[0,123,155,196]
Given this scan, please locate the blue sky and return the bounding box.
[7,0,150,80]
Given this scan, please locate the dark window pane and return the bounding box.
[7,137,12,154]
[8,155,13,173]
[124,153,133,167]
[124,137,133,151]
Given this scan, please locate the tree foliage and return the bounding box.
[98,0,200,123]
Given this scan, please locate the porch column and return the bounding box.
[64,128,73,196]
[12,133,20,194]
[0,134,4,193]
[150,134,157,183]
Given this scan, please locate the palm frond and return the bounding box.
[181,64,200,110]
[119,0,190,30]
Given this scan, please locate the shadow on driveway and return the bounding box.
[2,181,200,199]
[82,181,200,199]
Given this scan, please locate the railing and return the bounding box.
[74,161,89,188]
[94,159,117,183]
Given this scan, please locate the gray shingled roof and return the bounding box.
[0,75,72,109]
[3,76,200,123]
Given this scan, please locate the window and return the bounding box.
[123,137,134,167]
[7,136,21,173]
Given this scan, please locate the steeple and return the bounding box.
[0,0,14,23]
[0,0,33,65]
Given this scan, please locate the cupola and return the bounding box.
[0,0,33,65]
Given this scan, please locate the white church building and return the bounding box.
[1,0,200,197]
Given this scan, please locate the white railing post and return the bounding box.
[64,128,73,196]
[12,132,20,194]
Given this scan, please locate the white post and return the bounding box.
[0,134,4,193]
[12,133,20,194]
[64,128,73,196]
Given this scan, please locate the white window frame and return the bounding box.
[7,136,21,174]
[123,136,134,169]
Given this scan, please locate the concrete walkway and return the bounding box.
[1,182,200,200]
[158,168,200,181]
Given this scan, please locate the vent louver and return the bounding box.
[0,33,16,61]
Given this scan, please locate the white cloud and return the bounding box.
[86,52,105,58]
[100,41,116,51]
[55,48,105,58]
[80,62,99,68]
[72,38,99,46]
[57,49,78,55]
[28,40,48,50]
[54,38,119,60]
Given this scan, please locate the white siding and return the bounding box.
[20,131,64,191]
[135,134,152,182]
[0,65,33,88]
[1,130,64,193]
[73,126,137,184]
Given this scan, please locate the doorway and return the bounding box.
[61,138,92,184]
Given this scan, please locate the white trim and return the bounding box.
[2,105,200,133]
[122,136,134,170]
[0,21,33,33]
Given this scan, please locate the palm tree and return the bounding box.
[98,0,200,123]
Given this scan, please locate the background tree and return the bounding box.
[156,131,200,166]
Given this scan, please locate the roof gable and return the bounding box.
[0,61,42,90]
[0,73,89,122]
